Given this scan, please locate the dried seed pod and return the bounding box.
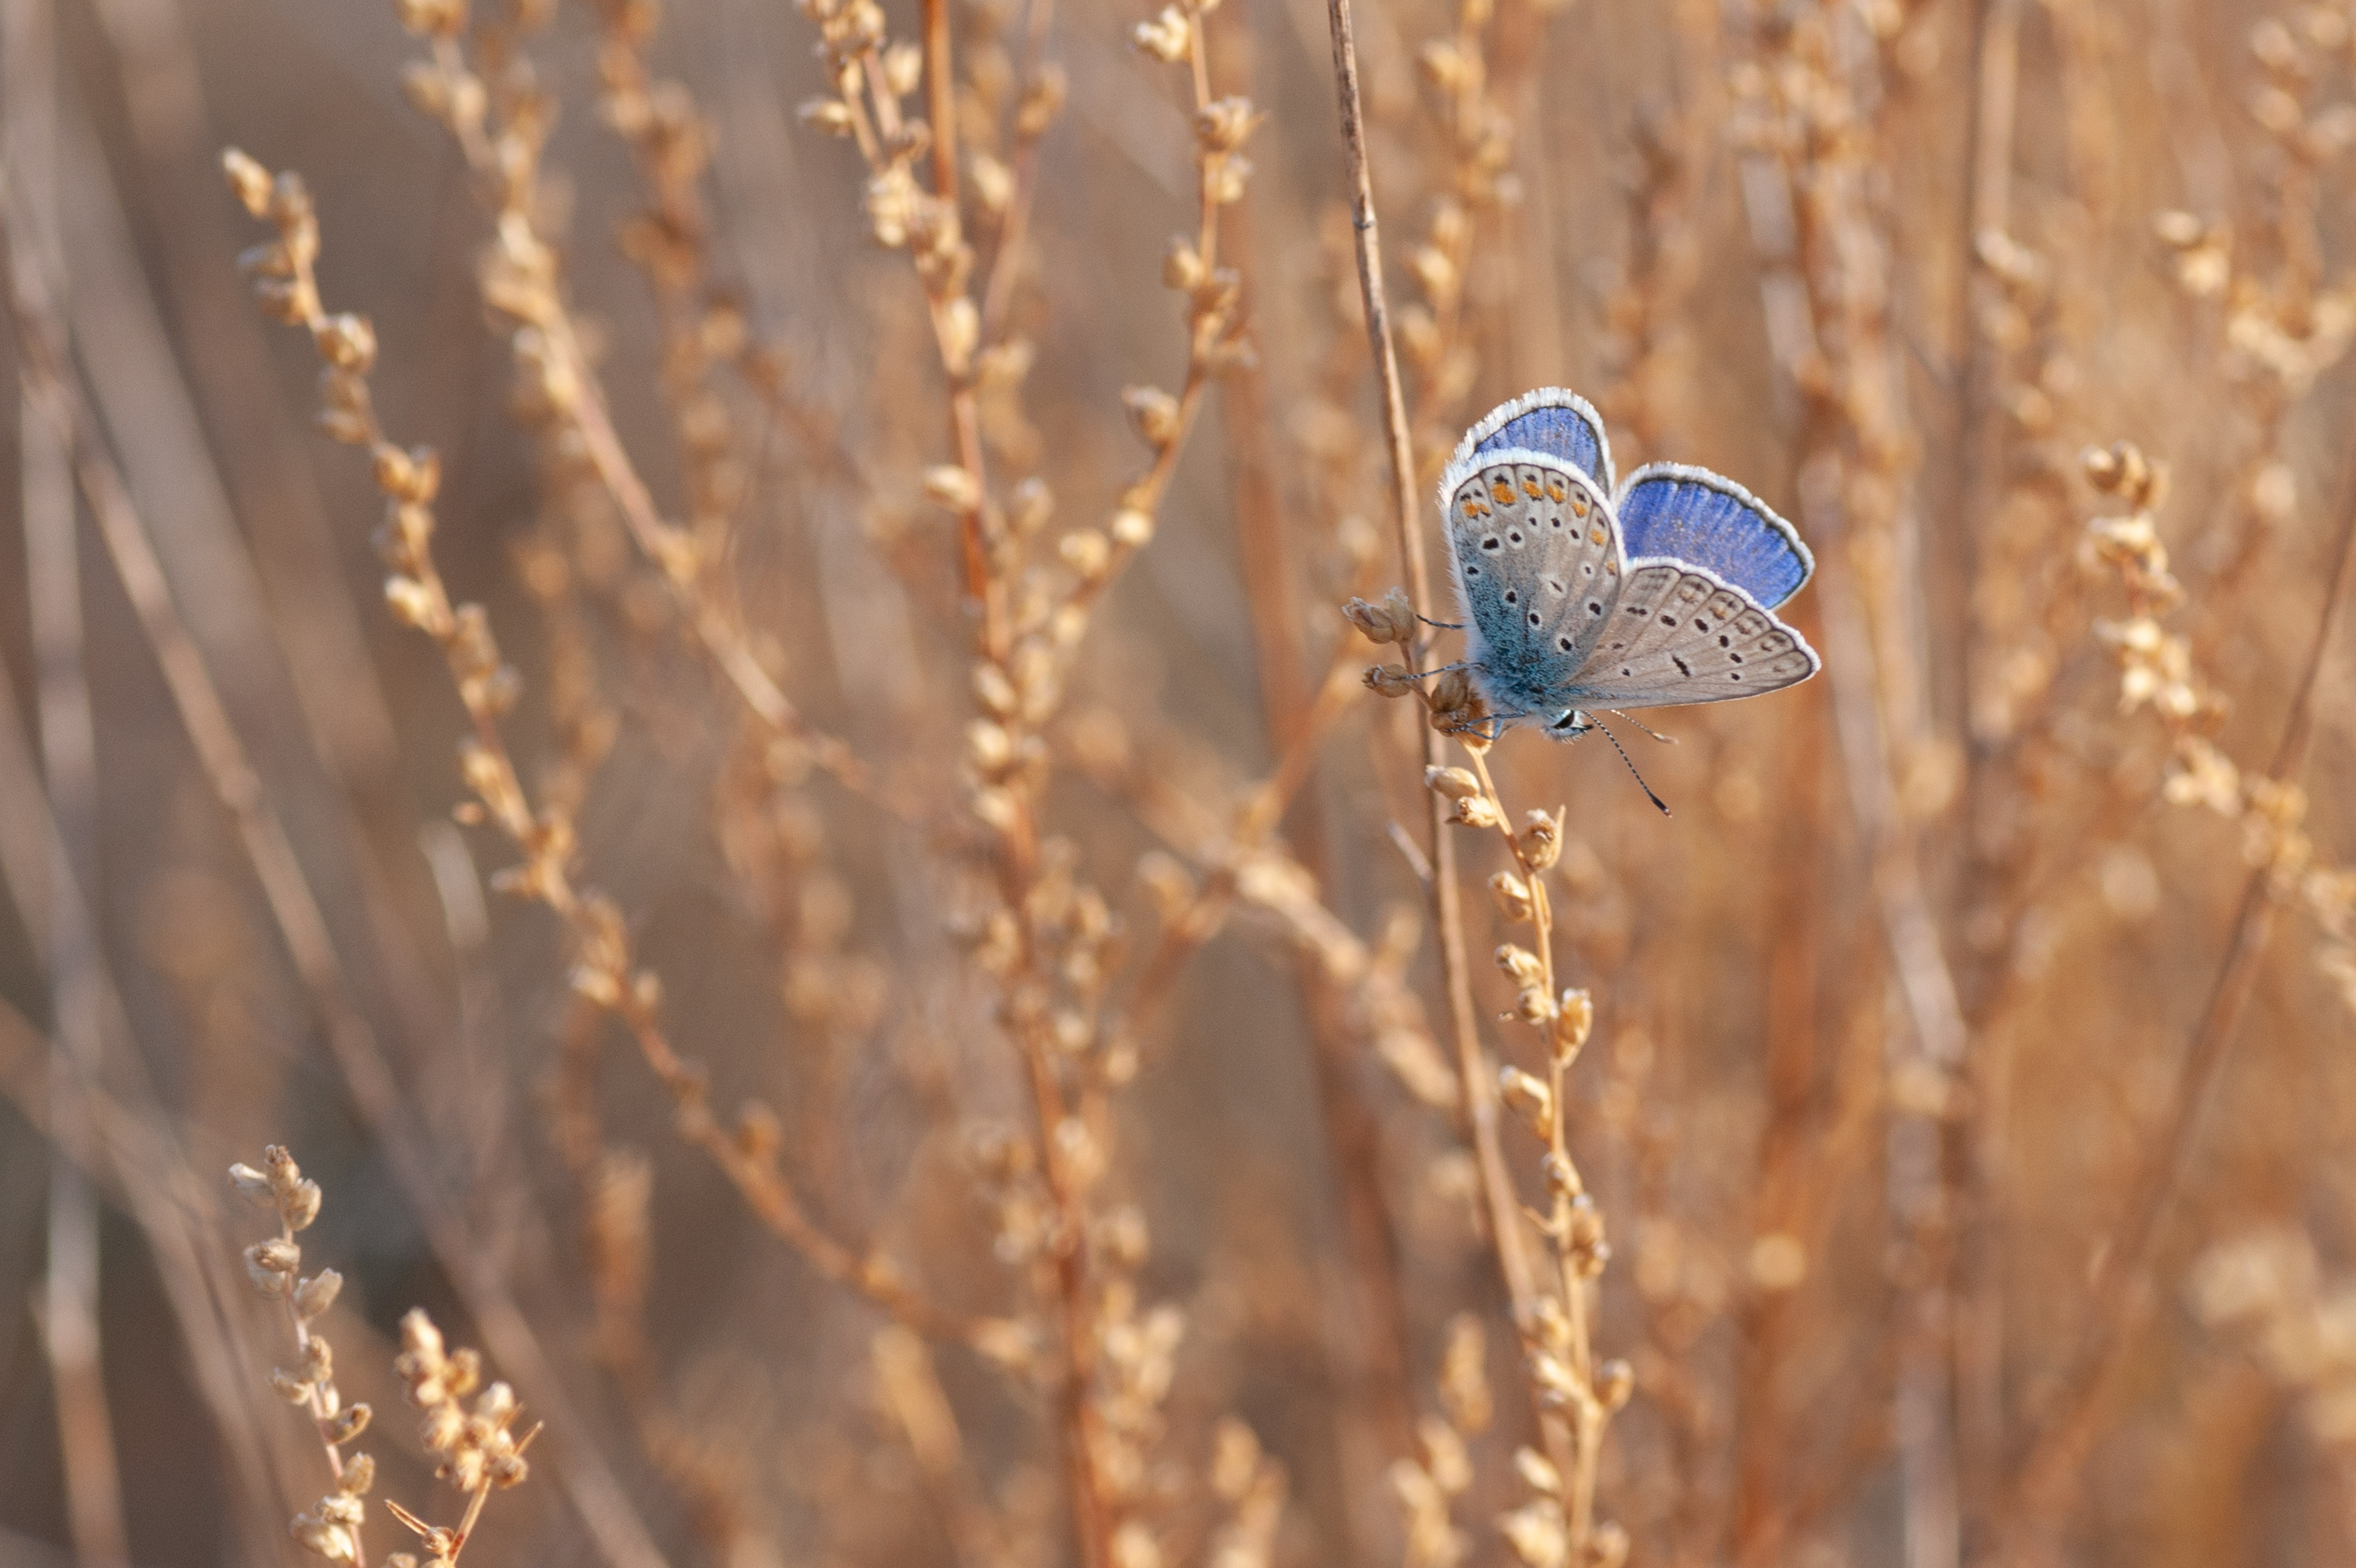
[1495,945,1545,986]
[1490,870,1534,921]
[1425,766,1480,800]
[1499,1067,1553,1135]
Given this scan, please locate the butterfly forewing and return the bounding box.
[1443,455,1623,715]
[1560,560,1819,709]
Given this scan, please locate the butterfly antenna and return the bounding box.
[1607,709,1678,744]
[1591,717,1672,816]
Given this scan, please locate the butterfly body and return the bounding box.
[1439,390,1820,739]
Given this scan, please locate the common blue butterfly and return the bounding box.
[1439,388,1820,742]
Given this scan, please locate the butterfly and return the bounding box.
[1437,387,1820,744]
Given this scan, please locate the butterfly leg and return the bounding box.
[1416,613,1466,631]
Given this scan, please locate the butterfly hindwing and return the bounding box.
[1440,452,1623,719]
[1559,560,1819,709]
[1614,462,1813,610]
[1451,388,1615,495]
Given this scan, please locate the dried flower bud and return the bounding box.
[1164,237,1206,292]
[1530,1351,1577,1403]
[229,1161,277,1206]
[296,1269,343,1321]
[1428,668,1476,720]
[1499,1066,1552,1134]
[338,1453,376,1496]
[969,152,1014,216]
[290,1509,358,1563]
[281,1178,323,1231]
[882,41,924,97]
[312,313,377,373]
[938,297,980,377]
[1499,1499,1567,1568]
[247,1239,300,1296]
[1495,945,1544,986]
[922,463,983,513]
[1490,871,1534,921]
[1110,508,1155,549]
[973,662,1020,717]
[1425,766,1480,800]
[1193,96,1259,153]
[1596,1357,1635,1411]
[327,1403,371,1444]
[1449,794,1504,829]
[1342,587,1415,644]
[1553,988,1595,1057]
[371,443,441,506]
[1059,528,1111,579]
[222,148,274,217]
[1123,385,1181,448]
[1132,5,1191,62]
[1515,986,1556,1025]
[272,1366,315,1404]
[1514,1445,1562,1496]
[1518,809,1563,871]
[1365,664,1416,698]
[1591,1521,1631,1568]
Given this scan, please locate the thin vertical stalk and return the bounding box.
[1949,0,2023,1543]
[1215,0,1417,1511]
[1325,0,1568,1485]
[5,0,132,1557]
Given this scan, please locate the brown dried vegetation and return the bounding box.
[1,0,2354,1565]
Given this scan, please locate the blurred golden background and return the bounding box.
[1,0,2353,1563]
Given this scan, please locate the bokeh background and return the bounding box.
[2,0,2354,1563]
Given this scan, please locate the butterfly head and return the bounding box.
[1545,708,1595,742]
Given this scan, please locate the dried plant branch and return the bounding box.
[1451,747,1631,1566]
[3,12,131,1555]
[393,1,874,800]
[3,161,671,1568]
[1998,436,2356,1560]
[1325,0,1560,1484]
[219,150,986,1355]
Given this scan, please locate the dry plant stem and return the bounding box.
[7,9,132,1549]
[0,632,307,1557]
[922,0,959,207]
[1325,0,1553,1444]
[1464,751,1608,1551]
[1,178,671,1568]
[270,1207,367,1558]
[1116,661,1365,1032]
[978,0,1055,340]
[1999,446,2356,1564]
[223,163,972,1351]
[420,36,873,803]
[1949,0,2024,1536]
[1737,16,1966,1560]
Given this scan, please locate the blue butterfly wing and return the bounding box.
[1615,462,1812,610]
[1438,450,1623,722]
[1562,561,1819,709]
[1451,388,1615,493]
